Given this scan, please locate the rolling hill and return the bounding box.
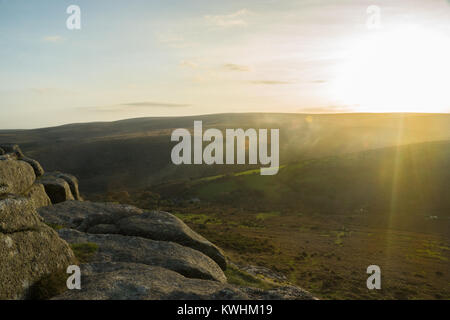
[1,113,449,193]
[153,140,450,220]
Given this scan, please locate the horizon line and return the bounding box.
[2,111,449,131]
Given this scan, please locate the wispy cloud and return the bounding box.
[80,101,191,113]
[249,80,292,85]
[223,63,251,72]
[205,9,251,28]
[156,33,190,48]
[42,35,64,43]
[180,60,199,69]
[29,87,75,95]
[120,101,190,108]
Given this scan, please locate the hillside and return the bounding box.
[94,140,450,299]
[1,113,449,193]
[2,113,449,299]
[154,140,450,219]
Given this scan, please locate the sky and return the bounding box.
[1,0,449,129]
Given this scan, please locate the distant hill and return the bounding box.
[153,140,450,218]
[1,113,449,193]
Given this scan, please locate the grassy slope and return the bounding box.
[156,140,450,219]
[2,113,450,192]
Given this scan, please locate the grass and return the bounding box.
[45,223,65,231]
[25,242,98,299]
[70,242,99,263]
[162,203,450,300]
[416,249,448,261]
[174,213,222,225]
[224,265,278,290]
[25,269,68,300]
[333,231,349,246]
[255,211,280,220]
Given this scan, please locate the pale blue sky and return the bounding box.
[1,0,449,128]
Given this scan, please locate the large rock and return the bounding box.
[56,173,82,200]
[38,201,143,229]
[117,211,227,270]
[38,201,227,270]
[20,157,45,177]
[0,197,42,233]
[0,227,76,299]
[0,159,35,195]
[0,145,44,177]
[58,229,226,283]
[25,183,52,209]
[38,174,74,204]
[0,143,24,158]
[0,197,76,299]
[53,262,247,300]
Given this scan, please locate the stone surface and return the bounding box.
[38,174,74,204]
[117,211,227,270]
[0,225,76,299]
[53,262,247,300]
[25,183,52,209]
[38,201,227,270]
[20,157,45,177]
[0,197,76,299]
[58,229,226,283]
[0,144,24,158]
[38,200,143,229]
[56,173,82,200]
[0,159,35,195]
[0,146,77,299]
[0,197,42,233]
[86,223,119,234]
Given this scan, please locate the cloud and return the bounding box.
[156,33,190,48]
[223,63,251,72]
[29,87,76,95]
[249,80,292,85]
[296,106,351,113]
[80,101,191,113]
[42,35,64,43]
[120,102,190,108]
[205,9,251,28]
[180,60,199,69]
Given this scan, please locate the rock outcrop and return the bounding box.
[0,156,35,195]
[25,183,52,208]
[57,228,227,283]
[38,201,227,270]
[1,144,315,300]
[38,172,82,203]
[54,262,247,300]
[0,144,76,299]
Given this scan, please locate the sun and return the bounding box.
[331,26,450,113]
